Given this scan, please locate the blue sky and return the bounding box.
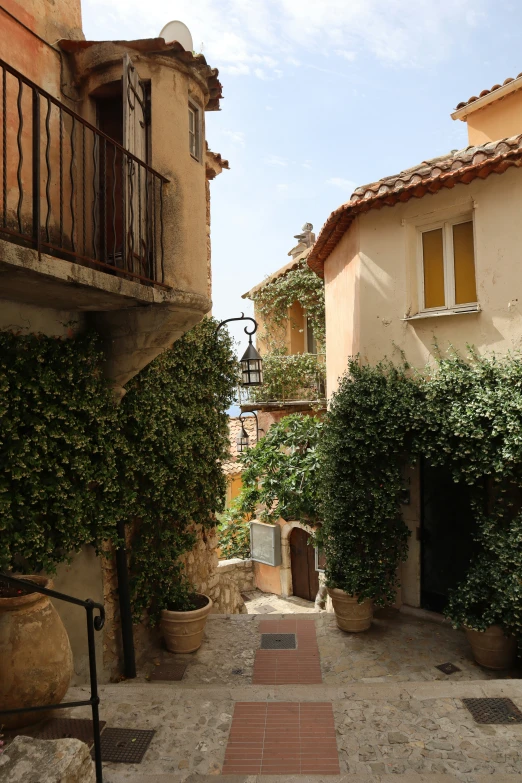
[81,0,522,352]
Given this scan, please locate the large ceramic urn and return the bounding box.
[0,575,73,729]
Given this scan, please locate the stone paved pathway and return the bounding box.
[61,604,522,781]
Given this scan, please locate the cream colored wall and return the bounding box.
[465,89,522,145]
[0,300,85,337]
[323,166,522,609]
[324,166,522,393]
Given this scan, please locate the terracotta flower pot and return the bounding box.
[0,575,73,729]
[465,625,517,670]
[161,594,213,653]
[327,588,373,632]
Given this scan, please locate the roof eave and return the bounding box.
[452,76,522,121]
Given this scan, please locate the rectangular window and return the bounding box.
[305,316,317,354]
[188,103,200,161]
[419,218,476,312]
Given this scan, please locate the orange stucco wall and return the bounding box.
[324,218,360,396]
[466,89,522,146]
[1,0,82,91]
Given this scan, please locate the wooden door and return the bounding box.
[290,527,320,602]
[421,461,477,613]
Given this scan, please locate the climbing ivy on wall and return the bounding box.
[252,259,325,351]
[122,318,238,623]
[0,331,120,574]
[321,351,522,640]
[0,319,237,624]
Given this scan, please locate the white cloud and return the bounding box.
[301,160,313,169]
[265,155,288,167]
[327,177,357,193]
[265,105,274,111]
[82,0,487,80]
[277,183,289,192]
[336,49,356,61]
[222,130,246,147]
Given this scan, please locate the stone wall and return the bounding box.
[215,558,256,613]
[181,526,254,614]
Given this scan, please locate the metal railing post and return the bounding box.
[31,87,40,256]
[85,600,103,783]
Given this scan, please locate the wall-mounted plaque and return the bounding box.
[250,521,281,566]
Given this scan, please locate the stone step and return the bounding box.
[103,772,522,783]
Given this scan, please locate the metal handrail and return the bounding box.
[0,57,169,288]
[0,573,105,783]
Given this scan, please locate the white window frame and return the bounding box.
[417,214,477,315]
[188,101,201,162]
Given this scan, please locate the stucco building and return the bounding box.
[1,0,228,678]
[307,73,522,615]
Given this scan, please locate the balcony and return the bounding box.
[240,352,327,412]
[0,57,168,298]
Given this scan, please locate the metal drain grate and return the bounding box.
[5,718,106,747]
[260,633,297,650]
[149,662,187,681]
[94,727,155,763]
[463,698,522,724]
[436,662,461,675]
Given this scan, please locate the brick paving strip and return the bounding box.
[222,701,340,775]
[253,618,322,685]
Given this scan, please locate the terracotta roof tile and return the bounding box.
[456,74,522,110]
[222,417,257,476]
[308,133,522,277]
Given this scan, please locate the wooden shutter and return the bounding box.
[122,54,148,276]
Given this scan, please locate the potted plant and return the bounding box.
[0,575,73,729]
[160,580,213,654]
[445,554,518,670]
[319,360,411,633]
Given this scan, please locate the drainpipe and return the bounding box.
[115,519,136,679]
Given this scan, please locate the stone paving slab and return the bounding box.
[139,610,520,687]
[104,773,522,782]
[65,680,522,781]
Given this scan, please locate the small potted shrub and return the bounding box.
[445,553,518,670]
[160,579,213,654]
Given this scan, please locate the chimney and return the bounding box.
[452,74,522,146]
[288,222,316,259]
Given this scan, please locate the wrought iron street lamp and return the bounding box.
[216,313,263,387]
[235,410,262,453]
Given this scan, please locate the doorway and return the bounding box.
[420,461,477,613]
[290,527,320,602]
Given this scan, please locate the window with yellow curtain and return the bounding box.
[420,218,477,311]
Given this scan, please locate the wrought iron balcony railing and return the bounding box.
[0,58,169,287]
[240,352,326,406]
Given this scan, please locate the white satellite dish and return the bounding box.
[159,20,193,52]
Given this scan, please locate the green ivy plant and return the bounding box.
[251,259,325,351]
[122,318,238,623]
[217,498,251,560]
[321,350,522,641]
[0,331,121,574]
[320,359,415,605]
[0,319,238,626]
[250,351,326,403]
[237,414,323,525]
